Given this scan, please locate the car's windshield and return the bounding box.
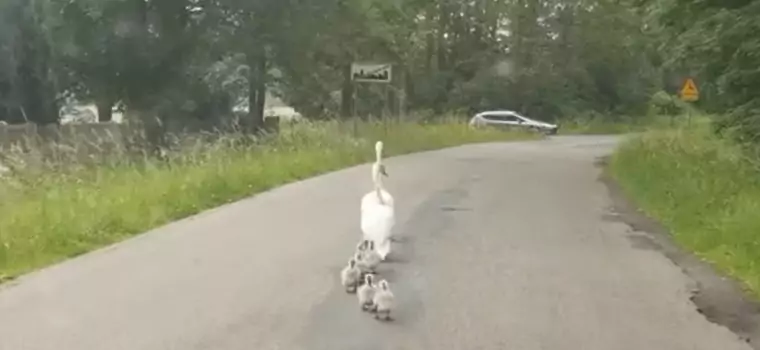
[0,1,756,349]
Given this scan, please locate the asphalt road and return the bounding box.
[0,136,752,350]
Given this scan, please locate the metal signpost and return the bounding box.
[350,63,393,125]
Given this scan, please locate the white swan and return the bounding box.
[372,279,395,321]
[357,274,377,311]
[361,141,394,210]
[361,240,382,273]
[340,257,361,293]
[360,141,395,260]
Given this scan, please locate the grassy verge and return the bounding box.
[0,119,535,281]
[559,114,676,135]
[609,121,760,297]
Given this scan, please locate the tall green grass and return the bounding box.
[0,119,535,281]
[559,114,677,135]
[609,122,760,297]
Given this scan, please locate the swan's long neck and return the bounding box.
[375,141,383,164]
[373,163,385,205]
[373,141,386,205]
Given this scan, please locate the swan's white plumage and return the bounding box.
[340,258,361,293]
[361,183,394,211]
[373,279,395,320]
[357,274,376,311]
[360,205,394,258]
[360,146,394,211]
[360,141,395,260]
[362,240,382,272]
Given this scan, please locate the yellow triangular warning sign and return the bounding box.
[680,78,699,102]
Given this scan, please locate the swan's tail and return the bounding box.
[375,238,391,260]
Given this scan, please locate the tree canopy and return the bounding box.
[0,0,757,138]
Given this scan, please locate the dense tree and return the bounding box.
[5,0,755,140]
[634,0,760,142]
[0,0,59,124]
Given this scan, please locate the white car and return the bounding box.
[469,110,559,135]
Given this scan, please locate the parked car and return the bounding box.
[468,110,559,135]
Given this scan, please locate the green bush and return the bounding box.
[647,90,689,116]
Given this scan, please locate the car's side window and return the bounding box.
[480,113,520,123]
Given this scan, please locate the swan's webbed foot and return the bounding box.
[374,310,391,321]
[361,302,375,312]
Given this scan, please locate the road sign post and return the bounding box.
[679,78,699,126]
[351,63,392,120]
[351,63,392,83]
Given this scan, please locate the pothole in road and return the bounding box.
[626,233,661,252]
[440,206,472,212]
